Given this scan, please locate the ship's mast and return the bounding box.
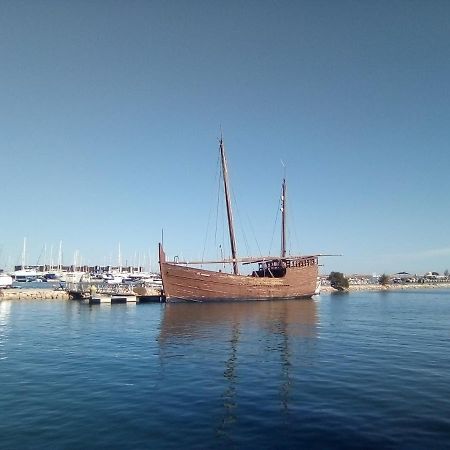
[281,178,286,258]
[219,137,239,275]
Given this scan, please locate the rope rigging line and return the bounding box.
[268,183,282,255]
[213,165,220,254]
[216,155,226,263]
[214,165,228,268]
[244,209,263,259]
[287,191,302,255]
[202,153,221,265]
[231,186,251,258]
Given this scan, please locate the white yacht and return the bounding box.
[0,272,13,288]
[102,273,124,284]
[13,268,38,282]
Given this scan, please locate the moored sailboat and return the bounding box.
[159,137,320,302]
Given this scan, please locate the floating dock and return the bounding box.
[88,295,137,304]
[66,282,164,304]
[87,294,162,304]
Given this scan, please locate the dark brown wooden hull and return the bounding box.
[159,261,319,302]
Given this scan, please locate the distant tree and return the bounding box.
[445,269,449,277]
[379,274,390,286]
[328,271,349,291]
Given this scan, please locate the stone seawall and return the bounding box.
[320,282,450,294]
[0,289,70,300]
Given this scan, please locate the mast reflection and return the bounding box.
[158,299,318,441]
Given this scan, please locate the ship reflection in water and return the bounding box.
[159,299,317,342]
[158,299,318,444]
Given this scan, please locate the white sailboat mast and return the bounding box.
[21,237,27,269]
[58,240,63,271]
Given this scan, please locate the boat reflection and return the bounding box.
[0,300,11,353]
[158,299,318,442]
[159,299,318,442]
[0,300,11,327]
[159,298,318,342]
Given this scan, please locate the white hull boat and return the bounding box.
[0,273,13,288]
[13,269,37,282]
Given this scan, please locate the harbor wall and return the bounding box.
[0,289,69,300]
[320,282,450,293]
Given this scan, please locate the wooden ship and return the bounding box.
[159,137,321,302]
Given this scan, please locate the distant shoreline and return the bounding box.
[1,282,449,301]
[319,283,450,294]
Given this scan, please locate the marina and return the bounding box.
[0,279,164,303]
[0,288,163,303]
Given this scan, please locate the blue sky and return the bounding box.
[1,0,449,275]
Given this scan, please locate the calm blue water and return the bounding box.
[1,290,450,449]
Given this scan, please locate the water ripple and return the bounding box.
[1,293,450,448]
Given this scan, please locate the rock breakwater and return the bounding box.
[0,289,69,300]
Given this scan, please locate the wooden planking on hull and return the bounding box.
[160,261,318,302]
